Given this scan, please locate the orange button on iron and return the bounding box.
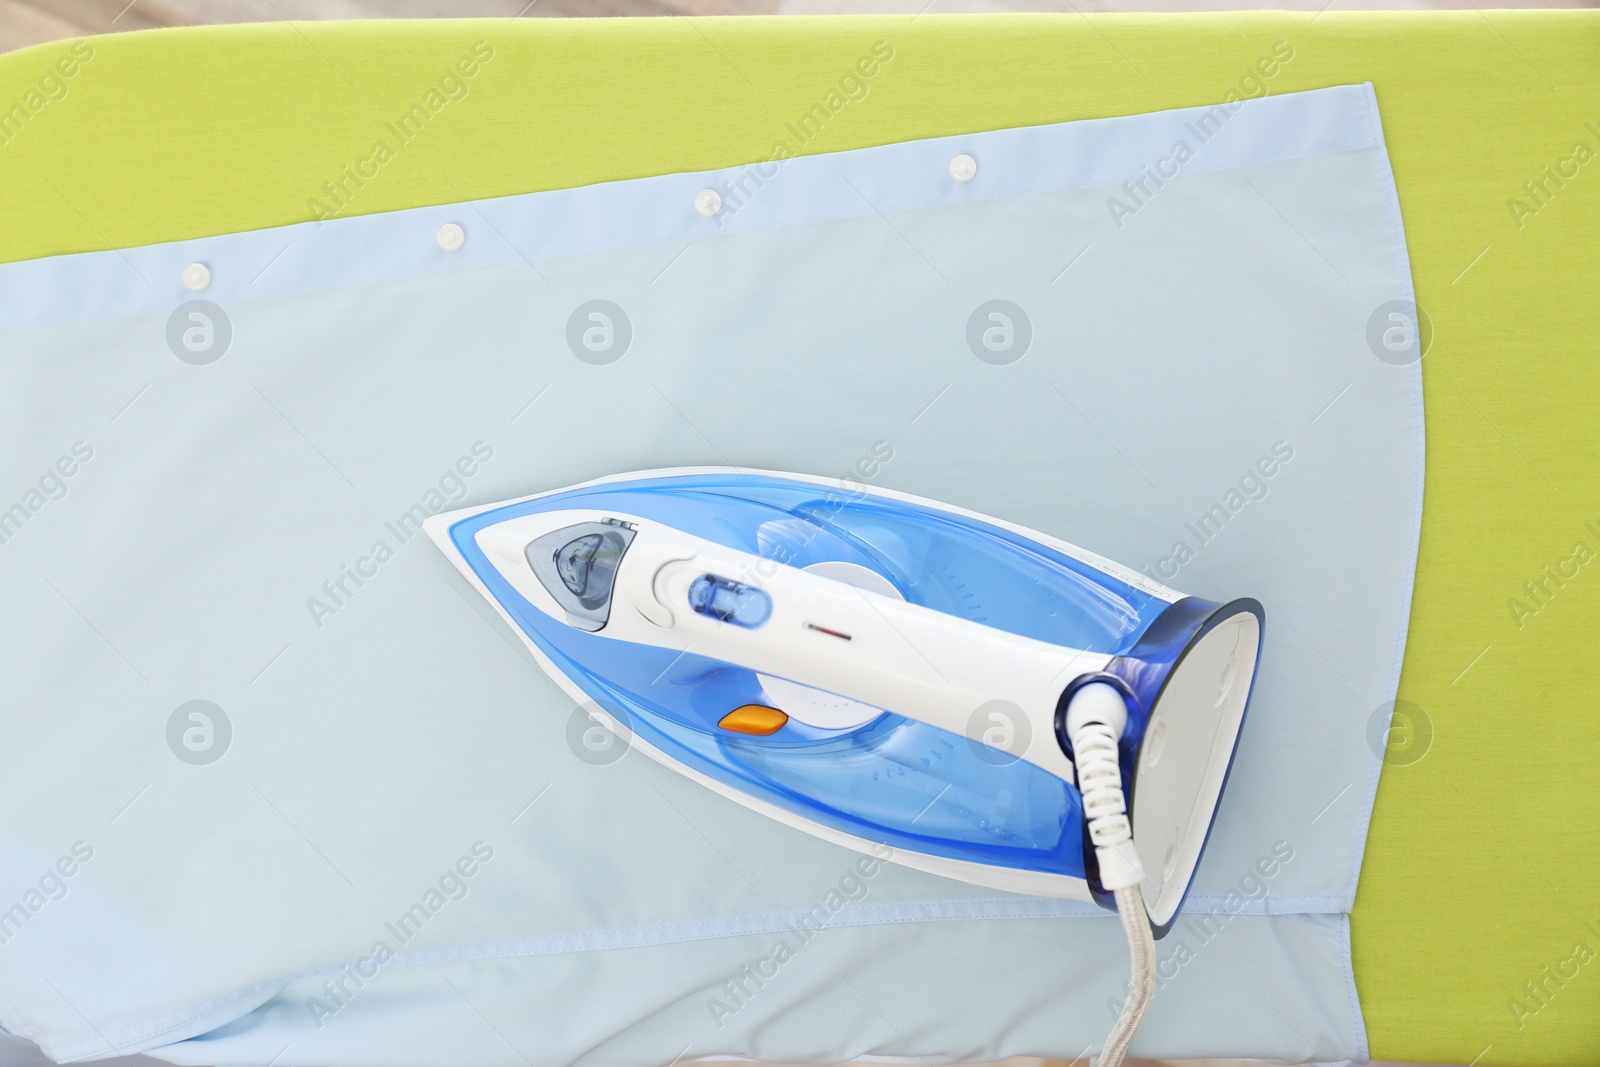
[717,705,788,736]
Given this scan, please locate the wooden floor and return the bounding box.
[2,0,1595,54]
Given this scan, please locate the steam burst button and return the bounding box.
[688,574,771,628]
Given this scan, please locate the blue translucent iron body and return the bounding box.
[444,472,1243,884]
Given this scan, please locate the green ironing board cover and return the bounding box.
[1,12,1597,1065]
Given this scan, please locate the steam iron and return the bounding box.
[427,469,1263,1064]
[428,467,1263,921]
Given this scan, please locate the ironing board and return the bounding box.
[1,12,1595,1065]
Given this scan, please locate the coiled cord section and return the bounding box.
[1063,681,1154,1067]
[1070,715,1133,857]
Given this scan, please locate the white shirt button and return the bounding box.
[694,189,723,217]
[436,223,466,251]
[182,263,211,291]
[949,153,978,182]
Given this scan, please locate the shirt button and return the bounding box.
[694,189,723,217]
[436,223,466,251]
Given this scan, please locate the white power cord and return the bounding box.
[1065,682,1157,1067]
